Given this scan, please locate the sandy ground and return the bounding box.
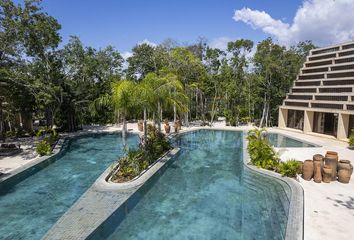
[1,121,353,240]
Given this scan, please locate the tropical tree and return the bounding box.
[140,72,188,132]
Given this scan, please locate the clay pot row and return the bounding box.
[302,151,353,184]
[137,121,176,134]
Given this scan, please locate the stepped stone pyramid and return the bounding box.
[278,41,354,140]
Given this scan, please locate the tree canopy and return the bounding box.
[0,0,317,139]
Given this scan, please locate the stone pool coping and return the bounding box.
[42,147,180,240]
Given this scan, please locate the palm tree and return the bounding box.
[111,80,138,140]
[141,72,188,132]
[90,80,138,142]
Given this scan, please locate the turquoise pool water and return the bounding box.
[266,133,316,148]
[0,133,138,240]
[102,130,291,240]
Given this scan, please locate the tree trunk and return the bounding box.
[122,111,127,149]
[173,103,177,123]
[0,100,4,141]
[259,94,267,128]
[157,102,162,132]
[143,108,147,140]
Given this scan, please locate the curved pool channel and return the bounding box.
[0,130,302,240]
[0,133,138,239]
[91,130,293,240]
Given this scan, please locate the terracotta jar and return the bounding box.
[174,120,181,133]
[138,121,144,132]
[325,151,338,161]
[313,159,322,183]
[297,161,303,174]
[164,122,171,134]
[324,155,338,181]
[337,160,353,184]
[302,160,314,181]
[322,166,332,183]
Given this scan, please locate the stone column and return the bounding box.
[337,113,349,140]
[304,110,314,133]
[278,108,288,128]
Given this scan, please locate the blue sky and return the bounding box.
[36,0,303,52]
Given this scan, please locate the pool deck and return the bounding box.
[1,122,353,240]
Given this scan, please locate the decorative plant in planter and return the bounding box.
[279,159,300,178]
[111,124,171,183]
[247,128,280,170]
[138,120,144,132]
[35,127,59,156]
[164,120,170,134]
[36,140,52,156]
[349,135,354,150]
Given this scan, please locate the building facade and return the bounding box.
[278,41,354,140]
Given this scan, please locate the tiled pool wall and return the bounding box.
[87,149,182,240]
[243,130,304,240]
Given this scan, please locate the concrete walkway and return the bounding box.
[271,128,354,240]
[1,122,353,240]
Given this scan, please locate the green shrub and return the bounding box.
[247,128,280,170]
[112,124,171,182]
[279,160,300,177]
[349,135,354,147]
[36,127,59,145]
[36,140,52,156]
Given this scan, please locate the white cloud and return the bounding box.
[121,51,132,70]
[121,51,132,60]
[209,37,234,50]
[138,39,157,47]
[234,0,354,46]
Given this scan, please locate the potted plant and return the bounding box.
[138,120,143,132]
[174,120,181,133]
[349,135,354,150]
[164,120,170,134]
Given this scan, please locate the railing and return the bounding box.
[312,47,339,55]
[338,50,354,57]
[292,88,317,93]
[309,53,336,61]
[311,103,343,109]
[302,67,328,74]
[342,44,354,50]
[306,60,332,67]
[315,95,348,101]
[298,74,324,80]
[335,57,354,64]
[331,64,354,71]
[327,71,354,78]
[288,95,313,100]
[285,101,309,107]
[319,87,352,93]
[322,79,354,85]
[295,81,321,86]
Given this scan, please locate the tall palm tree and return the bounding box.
[90,80,137,142]
[111,80,137,140]
[141,72,188,132]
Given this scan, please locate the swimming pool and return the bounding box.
[96,130,291,240]
[266,132,317,148]
[0,133,138,239]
